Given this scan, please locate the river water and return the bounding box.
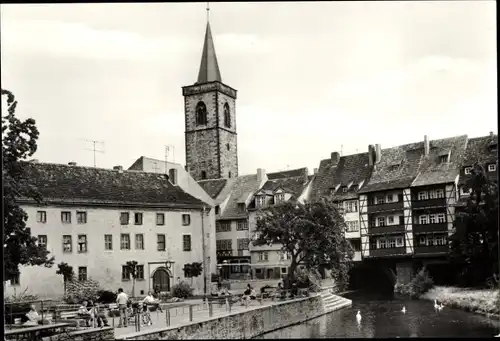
[256,291,500,338]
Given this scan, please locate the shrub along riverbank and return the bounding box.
[420,286,500,318]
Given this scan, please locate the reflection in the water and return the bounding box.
[255,291,500,339]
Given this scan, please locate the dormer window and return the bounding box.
[275,193,285,204]
[488,164,496,172]
[237,203,246,213]
[489,143,498,152]
[257,196,266,208]
[464,167,472,175]
[342,187,347,193]
[439,155,448,164]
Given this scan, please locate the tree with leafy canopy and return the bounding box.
[2,89,55,283]
[182,262,203,286]
[449,163,499,287]
[125,261,139,298]
[252,200,354,291]
[56,262,75,294]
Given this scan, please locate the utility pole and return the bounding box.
[83,139,105,167]
[341,144,343,156]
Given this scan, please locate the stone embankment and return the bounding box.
[117,290,352,340]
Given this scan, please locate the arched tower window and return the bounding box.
[201,170,207,180]
[223,102,231,128]
[168,168,178,185]
[195,101,207,126]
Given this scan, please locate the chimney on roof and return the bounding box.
[68,162,77,166]
[490,131,494,137]
[113,165,123,172]
[375,144,382,163]
[331,152,340,165]
[368,145,376,166]
[257,168,266,183]
[313,168,318,175]
[424,135,430,156]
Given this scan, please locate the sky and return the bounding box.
[1,1,497,176]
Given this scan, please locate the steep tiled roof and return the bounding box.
[261,176,308,197]
[359,143,422,194]
[220,174,261,220]
[359,135,469,193]
[18,162,206,209]
[197,179,228,199]
[458,134,498,185]
[267,167,308,180]
[411,135,468,187]
[310,152,373,202]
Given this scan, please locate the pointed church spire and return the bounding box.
[196,4,222,84]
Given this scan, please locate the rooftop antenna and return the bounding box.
[81,139,104,167]
[206,2,210,22]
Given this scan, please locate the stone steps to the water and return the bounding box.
[319,290,352,313]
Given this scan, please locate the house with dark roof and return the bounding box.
[246,167,313,280]
[7,161,213,300]
[356,135,468,279]
[203,169,267,279]
[409,135,467,260]
[310,152,374,262]
[457,133,498,201]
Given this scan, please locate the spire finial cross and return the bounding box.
[206,2,210,22]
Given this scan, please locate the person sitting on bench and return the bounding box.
[242,284,256,306]
[143,291,163,313]
[77,301,93,327]
[24,305,40,326]
[89,301,109,327]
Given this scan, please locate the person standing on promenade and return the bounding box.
[116,288,129,328]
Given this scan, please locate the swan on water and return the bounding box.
[433,300,440,310]
[356,310,362,321]
[401,306,406,313]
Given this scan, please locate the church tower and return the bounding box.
[182,15,239,182]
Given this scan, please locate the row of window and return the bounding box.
[344,200,358,213]
[215,220,248,232]
[371,237,405,249]
[464,164,496,174]
[415,234,447,247]
[371,193,404,205]
[371,215,405,227]
[40,233,192,253]
[417,213,447,225]
[255,193,286,208]
[35,210,191,226]
[416,189,445,201]
[345,221,360,232]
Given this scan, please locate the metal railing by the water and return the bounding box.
[4,299,55,327]
[110,289,311,333]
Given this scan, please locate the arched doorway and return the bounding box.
[152,267,171,292]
